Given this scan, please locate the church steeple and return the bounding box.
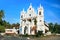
[29,3,32,10]
[29,3,32,8]
[22,8,25,12]
[21,8,26,16]
[27,3,35,14]
[40,4,42,8]
[38,4,44,16]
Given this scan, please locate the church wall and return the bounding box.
[19,4,49,35]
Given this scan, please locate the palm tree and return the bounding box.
[0,10,4,25]
[0,10,4,19]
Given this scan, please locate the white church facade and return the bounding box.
[20,4,49,35]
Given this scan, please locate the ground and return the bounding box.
[0,35,60,40]
[30,35,60,40]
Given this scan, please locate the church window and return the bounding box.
[28,19,31,22]
[29,14,31,16]
[39,12,41,15]
[23,20,26,22]
[21,15,23,18]
[40,20,42,22]
[24,26,28,34]
[29,8,31,10]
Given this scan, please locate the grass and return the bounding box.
[0,25,5,32]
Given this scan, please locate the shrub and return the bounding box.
[36,31,43,37]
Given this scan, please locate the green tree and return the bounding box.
[53,23,57,33]
[5,22,11,28]
[11,23,20,29]
[0,25,5,32]
[0,10,4,25]
[16,23,20,29]
[11,23,16,28]
[48,23,54,33]
[0,10,5,32]
[48,23,60,33]
[54,23,60,33]
[0,10,4,19]
[56,25,60,33]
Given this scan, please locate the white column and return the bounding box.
[22,26,24,35]
[28,26,30,35]
[32,19,34,26]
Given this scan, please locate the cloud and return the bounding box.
[45,10,60,24]
[4,18,20,24]
[50,4,60,9]
[44,2,60,24]
[12,18,20,23]
[47,10,56,18]
[45,2,60,9]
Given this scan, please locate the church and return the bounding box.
[20,4,49,35]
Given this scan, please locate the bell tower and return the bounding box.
[38,4,44,16]
[38,4,44,24]
[37,4,45,33]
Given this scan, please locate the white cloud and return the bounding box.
[45,2,60,9]
[12,18,20,23]
[50,4,60,9]
[45,10,60,23]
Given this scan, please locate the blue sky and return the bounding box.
[0,0,60,24]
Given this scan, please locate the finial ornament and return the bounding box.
[30,3,32,8]
[39,4,43,9]
[40,4,42,8]
[22,8,24,12]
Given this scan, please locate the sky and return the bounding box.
[0,0,60,24]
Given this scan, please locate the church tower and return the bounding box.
[37,4,45,33]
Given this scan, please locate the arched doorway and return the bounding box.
[24,26,28,34]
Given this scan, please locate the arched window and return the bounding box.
[40,20,42,22]
[39,12,41,15]
[29,14,31,16]
[21,15,23,18]
[29,8,31,10]
[24,26,28,34]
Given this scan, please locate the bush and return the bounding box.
[0,25,5,32]
[36,31,43,37]
[24,34,28,37]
